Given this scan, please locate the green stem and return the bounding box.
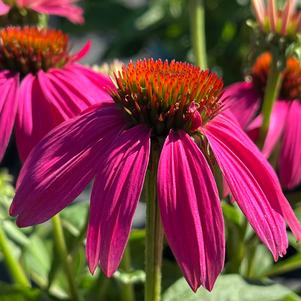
[37,14,49,28]
[52,215,81,301]
[189,0,207,69]
[0,226,30,287]
[259,57,283,146]
[119,246,135,301]
[145,146,164,301]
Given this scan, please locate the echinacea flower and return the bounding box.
[10,59,301,291]
[251,0,301,36]
[0,0,84,24]
[224,52,301,189]
[0,26,113,162]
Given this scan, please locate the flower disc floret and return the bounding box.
[111,59,223,136]
[252,52,301,100]
[0,26,70,75]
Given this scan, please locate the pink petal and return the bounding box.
[16,0,84,24]
[221,82,261,129]
[279,101,301,189]
[70,41,91,63]
[86,125,151,276]
[247,101,289,157]
[204,114,301,259]
[0,0,10,15]
[157,130,224,291]
[15,73,64,162]
[0,71,19,161]
[10,104,126,226]
[16,66,114,161]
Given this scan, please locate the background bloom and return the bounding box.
[10,60,301,292]
[0,26,114,162]
[0,0,84,24]
[224,52,301,189]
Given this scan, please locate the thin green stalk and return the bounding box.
[189,0,207,69]
[0,226,30,287]
[52,215,81,301]
[259,56,283,146]
[145,146,164,301]
[119,246,135,301]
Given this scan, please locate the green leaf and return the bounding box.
[22,235,52,287]
[163,275,301,301]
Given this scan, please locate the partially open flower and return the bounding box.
[250,0,301,65]
[252,0,300,36]
[0,26,113,162]
[224,52,301,189]
[10,59,301,292]
[0,0,84,25]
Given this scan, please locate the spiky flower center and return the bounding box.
[0,27,70,75]
[251,52,301,100]
[111,59,223,136]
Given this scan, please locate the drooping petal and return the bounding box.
[279,100,301,189]
[16,67,114,161]
[204,114,301,259]
[16,0,84,24]
[10,104,126,226]
[247,101,289,157]
[86,125,151,276]
[0,0,10,15]
[15,73,64,162]
[157,130,224,291]
[221,82,261,129]
[0,71,19,161]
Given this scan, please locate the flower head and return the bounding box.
[10,59,301,292]
[0,0,84,25]
[112,59,223,135]
[0,26,113,162]
[224,52,301,189]
[252,0,300,36]
[0,27,70,75]
[252,52,301,100]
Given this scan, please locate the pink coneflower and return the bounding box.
[0,0,83,24]
[10,59,301,291]
[224,52,301,189]
[251,0,301,35]
[0,26,113,162]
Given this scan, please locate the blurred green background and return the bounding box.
[60,0,253,85]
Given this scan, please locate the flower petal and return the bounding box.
[0,0,10,15]
[86,125,151,276]
[15,73,64,161]
[16,67,114,161]
[222,82,261,128]
[10,104,125,226]
[247,101,289,157]
[157,130,224,291]
[0,71,19,161]
[279,101,301,189]
[16,0,84,24]
[204,114,301,259]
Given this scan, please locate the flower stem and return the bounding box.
[0,226,30,287]
[189,0,207,69]
[37,14,49,28]
[119,245,135,301]
[259,56,283,146]
[145,146,164,301]
[52,215,81,301]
